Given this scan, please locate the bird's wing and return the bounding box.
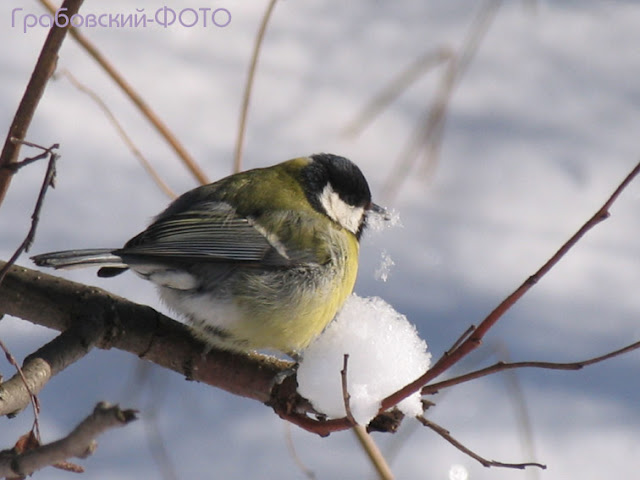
[116,202,295,266]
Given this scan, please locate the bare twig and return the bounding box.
[36,0,208,186]
[417,416,546,470]
[0,0,83,204]
[352,425,394,480]
[423,339,640,394]
[0,143,57,438]
[59,69,177,199]
[445,324,476,356]
[380,160,640,411]
[233,0,278,173]
[0,402,138,478]
[0,139,54,173]
[341,355,395,480]
[0,141,59,284]
[340,354,356,424]
[0,339,41,439]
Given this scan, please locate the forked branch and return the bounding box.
[381,160,640,411]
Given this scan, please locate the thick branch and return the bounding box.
[0,0,84,204]
[0,402,137,478]
[0,262,403,436]
[0,262,290,405]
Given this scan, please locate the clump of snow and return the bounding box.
[297,294,430,425]
[366,207,402,233]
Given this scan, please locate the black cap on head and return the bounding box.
[303,153,372,209]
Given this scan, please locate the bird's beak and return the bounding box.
[369,202,391,221]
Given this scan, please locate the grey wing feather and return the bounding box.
[116,202,290,266]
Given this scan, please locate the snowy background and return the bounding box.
[2,1,640,479]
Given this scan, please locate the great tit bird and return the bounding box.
[32,153,383,356]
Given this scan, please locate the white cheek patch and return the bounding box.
[319,184,365,234]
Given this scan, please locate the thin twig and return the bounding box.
[0,139,54,172]
[0,322,105,418]
[445,324,476,356]
[423,339,640,394]
[37,0,208,186]
[59,69,177,199]
[341,355,395,480]
[0,339,41,440]
[352,425,395,480]
[0,0,84,204]
[0,142,59,284]
[381,159,640,411]
[417,416,546,470]
[233,0,278,173]
[340,354,356,424]
[0,402,138,478]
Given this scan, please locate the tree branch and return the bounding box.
[3,152,639,435]
[0,262,290,405]
[58,69,176,199]
[422,340,640,394]
[0,338,41,430]
[341,355,394,480]
[0,323,103,417]
[380,160,640,411]
[0,0,84,204]
[233,0,278,173]
[0,141,59,284]
[36,0,208,187]
[417,415,546,470]
[0,402,137,478]
[0,262,405,436]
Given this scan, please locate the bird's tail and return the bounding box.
[31,249,125,270]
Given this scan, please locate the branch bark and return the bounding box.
[0,324,102,417]
[0,262,290,407]
[0,402,137,478]
[0,263,404,436]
